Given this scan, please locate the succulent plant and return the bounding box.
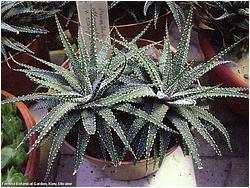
[1,8,177,178]
[1,1,58,61]
[193,1,249,47]
[2,6,248,180]
[112,6,248,169]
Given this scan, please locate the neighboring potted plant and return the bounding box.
[108,1,184,42]
[1,7,248,182]
[45,1,183,42]
[1,1,57,96]
[1,90,40,184]
[192,1,249,117]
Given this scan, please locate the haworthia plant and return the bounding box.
[113,6,248,169]
[1,1,59,61]
[1,5,248,179]
[1,8,176,179]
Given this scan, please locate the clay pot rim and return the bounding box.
[60,11,171,28]
[1,35,41,64]
[1,90,40,183]
[198,33,249,88]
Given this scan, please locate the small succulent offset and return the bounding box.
[1,6,248,180]
[1,1,58,61]
[113,7,248,168]
[193,1,249,46]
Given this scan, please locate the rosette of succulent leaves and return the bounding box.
[2,8,177,178]
[2,6,248,179]
[1,1,59,61]
[112,6,248,169]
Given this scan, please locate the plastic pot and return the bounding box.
[1,90,40,183]
[1,35,50,97]
[198,33,249,118]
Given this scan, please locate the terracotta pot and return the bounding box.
[1,90,40,183]
[61,38,178,180]
[198,33,249,118]
[64,141,178,180]
[1,35,50,97]
[52,12,172,43]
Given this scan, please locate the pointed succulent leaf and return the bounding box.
[96,35,111,76]
[93,85,156,107]
[55,15,79,75]
[192,106,232,151]
[2,37,32,53]
[145,104,169,163]
[98,134,107,161]
[97,120,119,166]
[166,1,183,32]
[114,103,178,134]
[176,41,244,91]
[168,114,203,169]
[160,29,173,87]
[158,130,171,167]
[1,93,58,105]
[171,86,220,99]
[29,55,82,92]
[97,108,134,154]
[177,107,221,156]
[1,22,20,34]
[27,74,72,92]
[73,122,90,175]
[130,21,152,44]
[77,24,92,93]
[1,1,22,13]
[187,87,249,100]
[29,102,78,153]
[171,7,193,78]
[127,117,146,143]
[135,125,148,161]
[32,99,60,111]
[45,113,80,179]
[3,7,47,19]
[81,110,96,135]
[11,25,48,34]
[89,8,97,70]
[17,103,72,149]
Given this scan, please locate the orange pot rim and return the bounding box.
[1,90,40,183]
